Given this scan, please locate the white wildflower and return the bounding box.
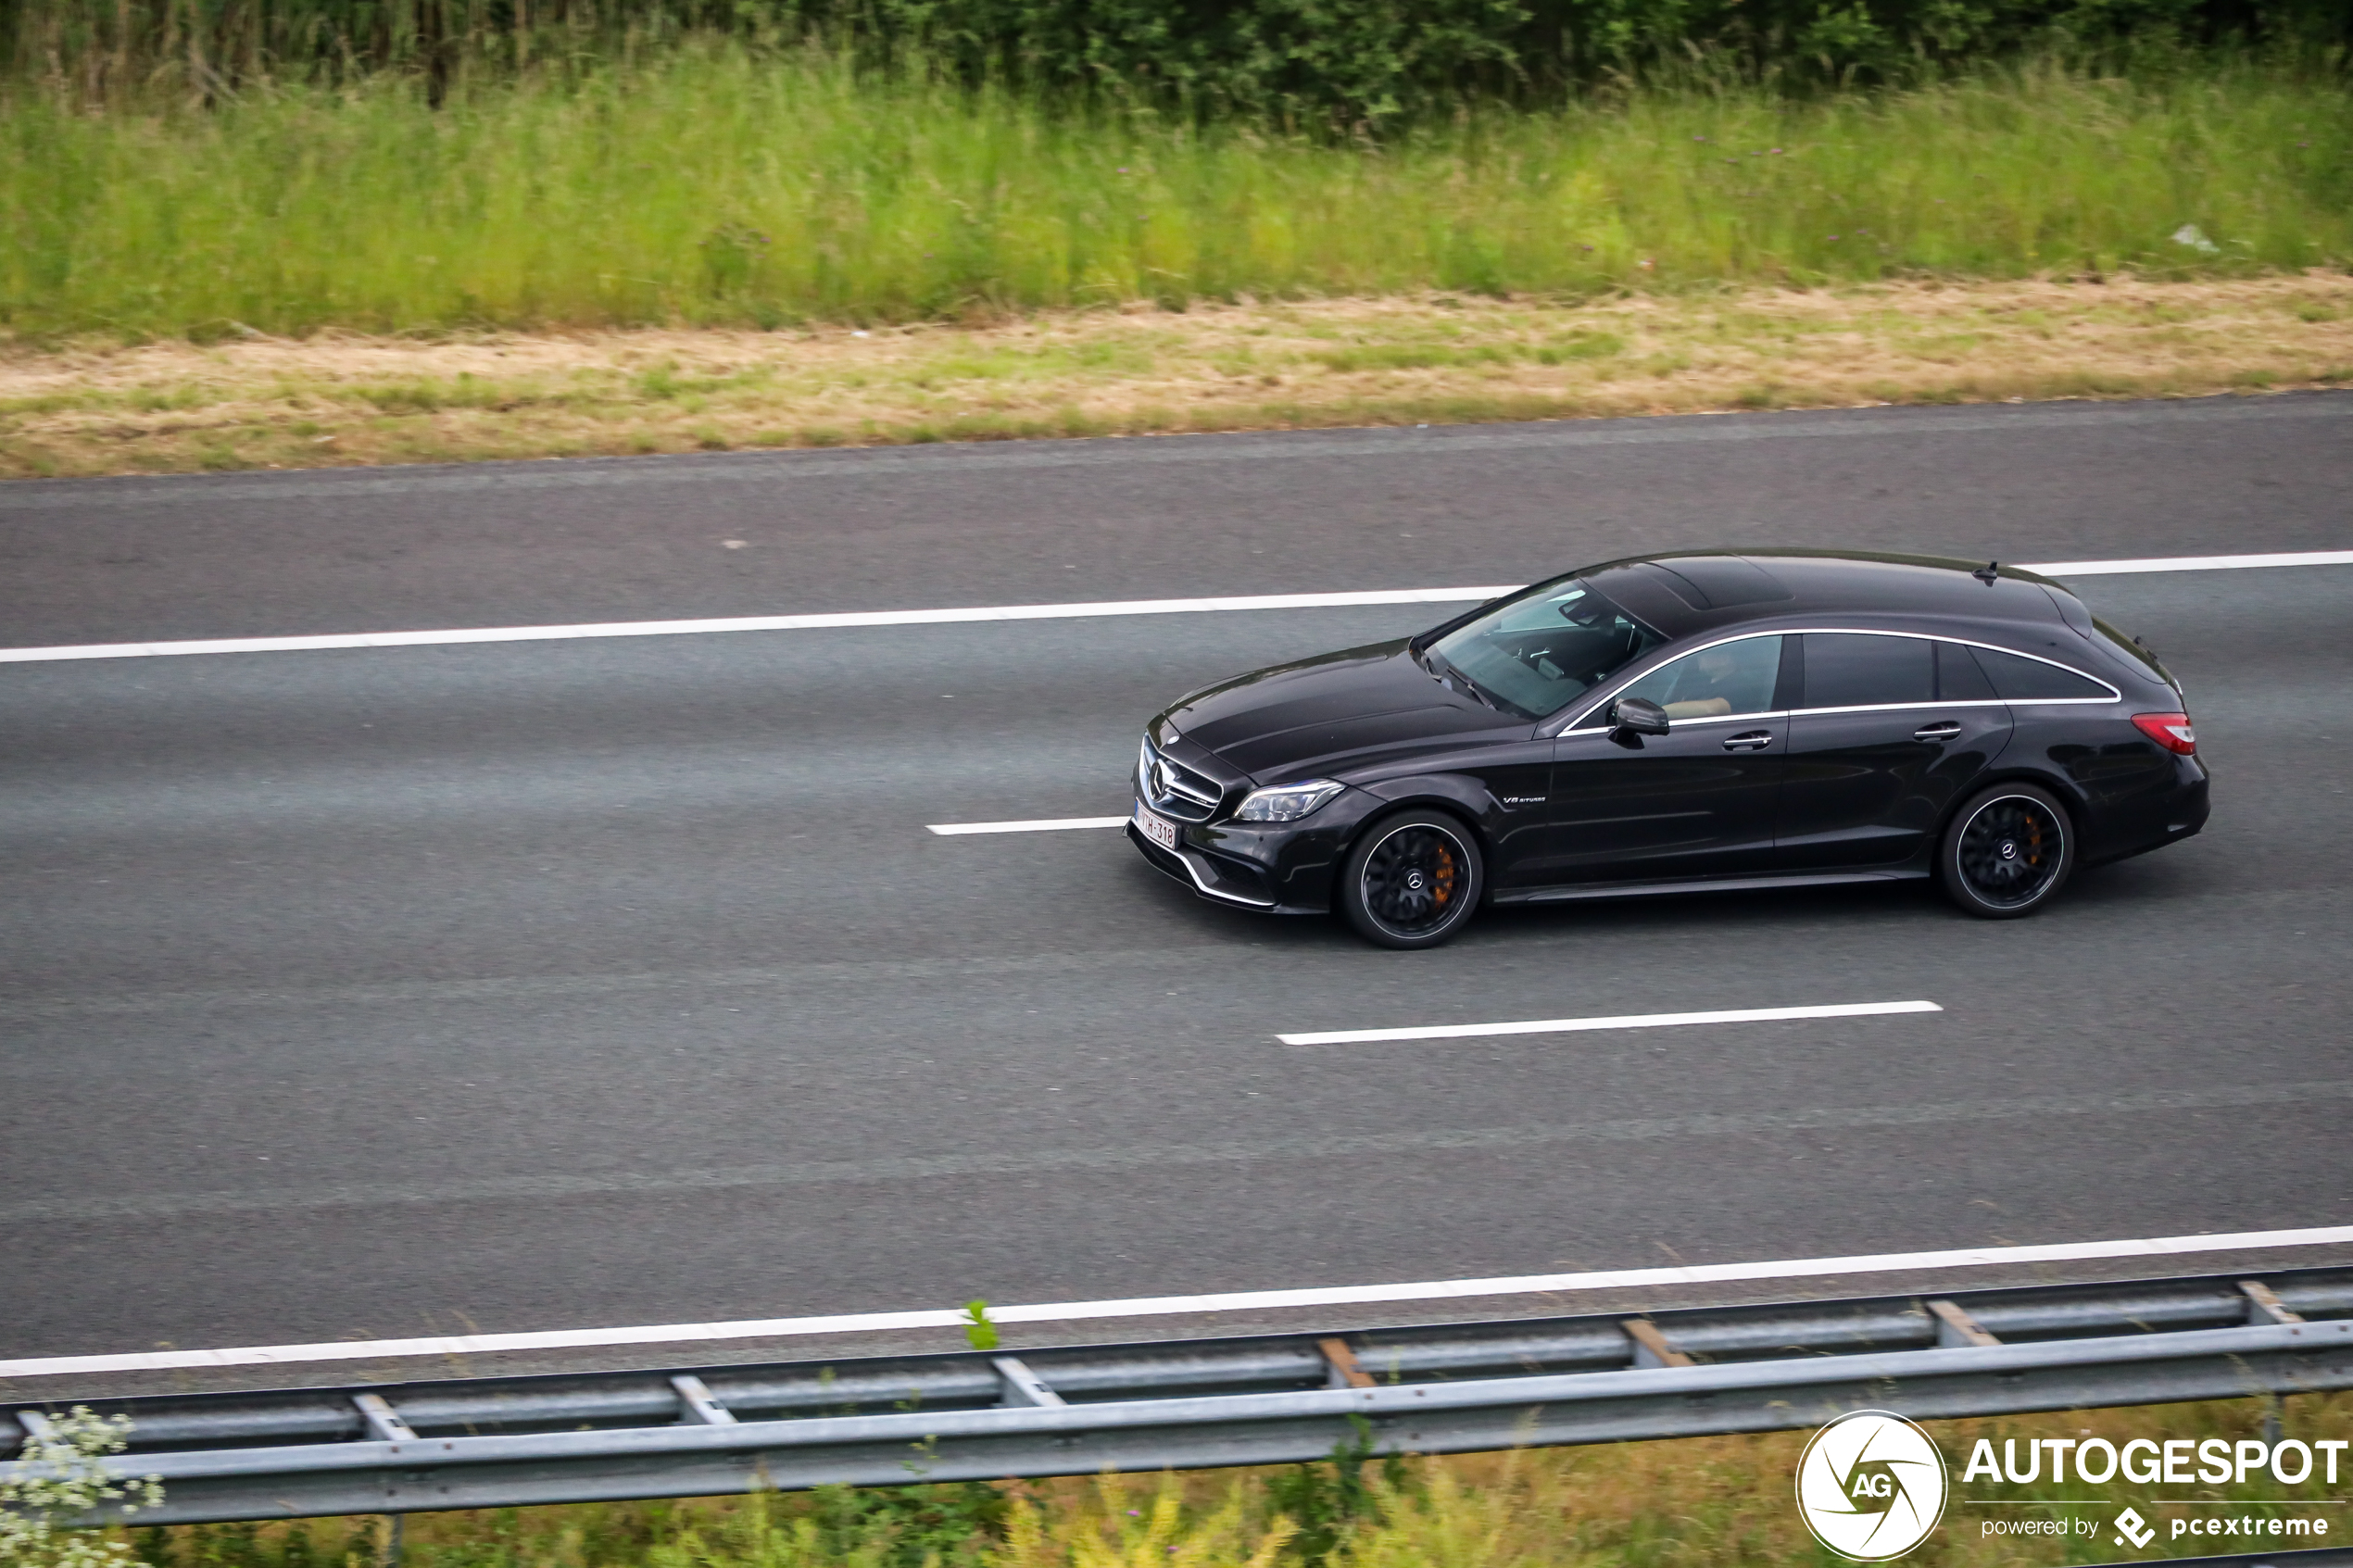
[0,1410,164,1568]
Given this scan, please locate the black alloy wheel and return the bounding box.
[1339,809,1485,948]
[1939,784,2075,919]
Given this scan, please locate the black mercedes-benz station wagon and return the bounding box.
[1127,550,2208,947]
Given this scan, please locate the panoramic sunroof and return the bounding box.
[1640,556,1795,609]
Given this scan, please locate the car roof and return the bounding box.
[1580,549,2079,642]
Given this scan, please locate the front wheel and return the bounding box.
[1338,809,1484,949]
[1939,784,2075,919]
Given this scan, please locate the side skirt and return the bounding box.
[1493,870,1927,906]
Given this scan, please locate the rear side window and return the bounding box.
[1935,641,1998,701]
[1971,646,2114,701]
[1801,633,1934,709]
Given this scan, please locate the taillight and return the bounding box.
[2132,712,2196,756]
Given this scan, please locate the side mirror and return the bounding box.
[1609,696,1671,737]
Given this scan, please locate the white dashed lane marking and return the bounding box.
[1278,999,1944,1045]
[927,817,1128,835]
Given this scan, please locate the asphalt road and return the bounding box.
[4,395,2350,1395]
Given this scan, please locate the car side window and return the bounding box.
[1608,635,1782,721]
[1972,645,2114,700]
[1800,633,1934,709]
[1935,640,1998,702]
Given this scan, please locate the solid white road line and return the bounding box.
[4,549,2347,665]
[2023,549,2353,576]
[928,817,1128,835]
[0,586,1517,664]
[6,1222,2352,1380]
[1277,999,1943,1047]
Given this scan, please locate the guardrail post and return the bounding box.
[2241,1282,2302,1445]
[1928,1299,2000,1348]
[2241,1281,2304,1325]
[1620,1320,1692,1369]
[669,1375,738,1425]
[990,1357,1065,1408]
[351,1395,418,1442]
[1319,1337,1375,1389]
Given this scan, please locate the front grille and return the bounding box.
[1139,737,1224,823]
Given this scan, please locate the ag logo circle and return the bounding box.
[1794,1410,1949,1561]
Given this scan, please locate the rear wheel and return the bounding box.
[1339,809,1484,949]
[1939,784,2074,919]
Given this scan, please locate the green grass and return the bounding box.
[2,49,2349,341]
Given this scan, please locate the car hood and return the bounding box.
[1161,639,1521,781]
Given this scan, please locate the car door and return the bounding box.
[1537,633,1790,884]
[1775,633,2013,870]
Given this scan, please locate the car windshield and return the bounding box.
[1423,578,1665,720]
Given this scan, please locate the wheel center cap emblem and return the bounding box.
[1405,871,1426,890]
[1998,840,2019,860]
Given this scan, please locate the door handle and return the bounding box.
[1722,731,1774,752]
[1913,721,1963,742]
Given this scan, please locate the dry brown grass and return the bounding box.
[6,274,2352,480]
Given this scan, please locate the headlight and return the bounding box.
[1234,779,1345,822]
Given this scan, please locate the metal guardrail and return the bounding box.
[7,1267,2352,1524]
[2082,1551,2353,1568]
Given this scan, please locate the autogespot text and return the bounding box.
[1962,1436,2348,1486]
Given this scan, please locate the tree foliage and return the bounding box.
[6,0,2346,112]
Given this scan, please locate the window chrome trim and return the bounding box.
[1791,698,2049,718]
[1551,626,2119,734]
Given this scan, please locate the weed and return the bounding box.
[2,53,2347,341]
[1310,344,1510,373]
[1536,331,1626,363]
[1265,1417,1409,1564]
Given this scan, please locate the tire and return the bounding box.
[1338,809,1485,949]
[1938,784,2076,919]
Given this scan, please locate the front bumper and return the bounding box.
[1126,794,1375,915]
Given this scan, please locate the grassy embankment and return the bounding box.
[2,54,2349,477]
[114,1394,2353,1568]
[5,277,2350,477]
